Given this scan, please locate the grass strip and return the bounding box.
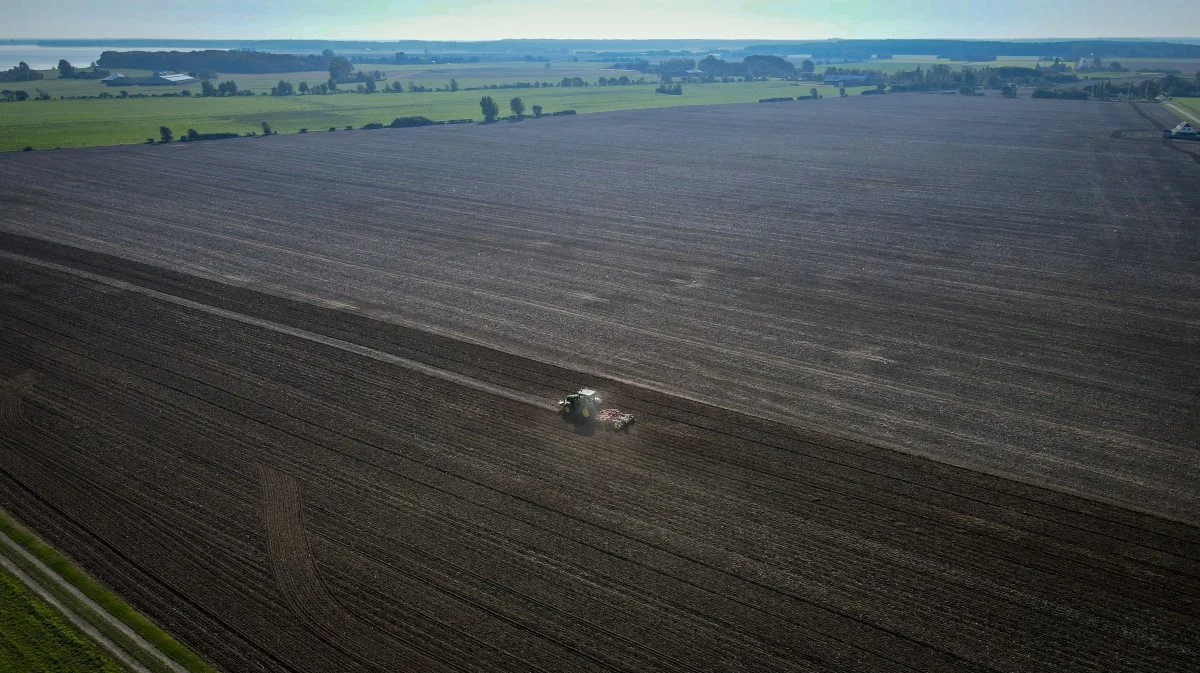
[0,563,128,673]
[0,511,218,673]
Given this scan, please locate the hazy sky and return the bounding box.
[9,1,1199,40]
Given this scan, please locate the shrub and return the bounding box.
[344,125,353,131]
[180,131,240,142]
[551,109,577,116]
[329,127,337,132]
[361,122,385,130]
[23,146,33,151]
[299,128,308,133]
[758,97,794,103]
[390,116,436,128]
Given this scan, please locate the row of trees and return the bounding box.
[479,95,528,121]
[99,50,333,74]
[199,80,241,96]
[0,62,43,82]
[55,60,109,79]
[2,89,51,101]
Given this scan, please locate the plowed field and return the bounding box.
[1,95,1199,672]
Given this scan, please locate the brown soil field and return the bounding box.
[1,95,1199,671]
[1,95,1197,520]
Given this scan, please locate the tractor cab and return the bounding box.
[560,388,602,422]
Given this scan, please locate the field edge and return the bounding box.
[0,509,219,673]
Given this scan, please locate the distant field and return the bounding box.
[0,566,125,673]
[0,81,863,151]
[1174,97,1200,122]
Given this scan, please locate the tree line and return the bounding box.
[97,50,335,74]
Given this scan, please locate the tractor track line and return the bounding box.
[0,250,549,412]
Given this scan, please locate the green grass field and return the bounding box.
[1172,98,1200,123]
[0,80,865,151]
[0,565,127,673]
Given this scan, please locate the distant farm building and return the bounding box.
[824,74,873,86]
[103,71,197,86]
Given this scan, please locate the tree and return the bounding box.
[364,77,376,93]
[261,121,273,136]
[13,90,28,101]
[839,86,847,97]
[57,59,76,78]
[159,126,173,142]
[298,81,309,94]
[801,59,815,74]
[532,104,543,118]
[509,96,525,117]
[186,128,199,140]
[329,56,353,83]
[218,80,238,96]
[480,95,499,122]
[327,77,338,92]
[271,80,294,96]
[449,78,459,91]
[810,87,819,99]
[201,80,218,96]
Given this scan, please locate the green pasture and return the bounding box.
[0,81,864,151]
[14,61,646,98]
[1173,98,1200,123]
[0,565,127,673]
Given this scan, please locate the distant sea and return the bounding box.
[0,44,214,70]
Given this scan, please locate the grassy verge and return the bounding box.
[0,511,217,673]
[0,564,127,673]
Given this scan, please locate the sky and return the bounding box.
[8,0,1200,41]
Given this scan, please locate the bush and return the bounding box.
[361,122,385,130]
[389,116,435,128]
[758,97,794,103]
[1032,88,1089,100]
[329,127,336,132]
[22,146,32,151]
[180,130,240,142]
[443,119,474,125]
[299,128,307,133]
[344,125,353,131]
[551,109,577,116]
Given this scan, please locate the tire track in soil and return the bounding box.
[259,465,467,673]
[0,369,37,429]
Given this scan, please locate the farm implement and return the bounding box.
[559,388,635,431]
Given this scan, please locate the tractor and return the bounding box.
[559,388,635,431]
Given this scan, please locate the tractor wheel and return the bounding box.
[581,407,591,419]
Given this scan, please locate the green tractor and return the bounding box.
[559,388,602,423]
[559,388,635,431]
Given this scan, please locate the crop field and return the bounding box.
[0,78,859,152]
[1,95,1199,672]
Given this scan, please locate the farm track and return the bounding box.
[0,234,1198,672]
